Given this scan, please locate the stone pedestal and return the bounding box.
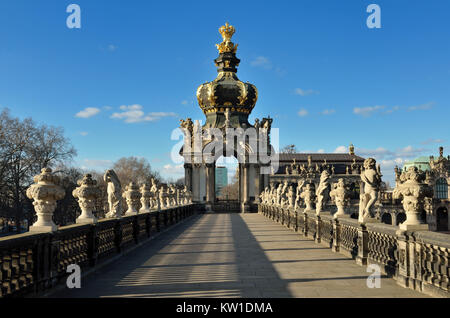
[331,219,340,252]
[356,224,368,266]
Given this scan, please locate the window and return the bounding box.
[435,178,448,199]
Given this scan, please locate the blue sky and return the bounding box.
[0,0,449,184]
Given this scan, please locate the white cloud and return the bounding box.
[408,102,434,111]
[103,106,112,110]
[80,159,113,171]
[75,107,101,118]
[353,105,385,117]
[297,108,308,117]
[320,109,335,115]
[294,88,319,96]
[107,44,118,51]
[79,131,88,136]
[181,100,189,105]
[250,56,272,70]
[333,145,347,153]
[421,138,445,145]
[161,163,184,180]
[111,104,177,123]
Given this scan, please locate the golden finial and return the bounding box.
[216,22,238,54]
[349,143,355,155]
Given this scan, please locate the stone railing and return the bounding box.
[259,204,450,298]
[0,204,198,297]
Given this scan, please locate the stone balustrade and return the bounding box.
[259,203,450,297]
[0,169,197,298]
[0,203,198,297]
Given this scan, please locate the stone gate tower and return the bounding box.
[180,23,275,212]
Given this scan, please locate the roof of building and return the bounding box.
[278,153,365,163]
[404,156,430,164]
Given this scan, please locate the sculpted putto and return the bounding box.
[316,170,331,214]
[329,178,349,218]
[358,158,382,223]
[300,183,316,211]
[294,180,305,211]
[104,169,122,218]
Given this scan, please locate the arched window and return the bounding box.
[435,178,448,199]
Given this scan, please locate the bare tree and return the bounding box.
[280,144,297,154]
[0,108,77,232]
[112,156,161,186]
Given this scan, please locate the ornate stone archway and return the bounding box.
[180,23,275,213]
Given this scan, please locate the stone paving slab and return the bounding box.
[51,213,428,298]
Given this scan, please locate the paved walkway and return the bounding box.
[52,213,427,298]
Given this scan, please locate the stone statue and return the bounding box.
[358,158,382,223]
[329,178,349,219]
[294,180,305,211]
[159,185,166,209]
[276,183,283,206]
[169,184,177,206]
[104,169,122,218]
[287,185,295,209]
[123,182,141,216]
[300,183,316,211]
[26,168,65,232]
[150,178,158,209]
[393,166,433,230]
[316,170,331,214]
[331,165,335,175]
[285,166,290,175]
[72,174,101,224]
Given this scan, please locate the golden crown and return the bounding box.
[219,22,235,41]
[216,22,238,53]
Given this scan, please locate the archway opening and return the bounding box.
[396,212,406,225]
[381,213,392,225]
[436,207,448,231]
[215,156,239,201]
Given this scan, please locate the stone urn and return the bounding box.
[26,168,65,232]
[330,178,350,219]
[72,174,101,224]
[393,166,433,231]
[139,183,152,213]
[123,182,141,216]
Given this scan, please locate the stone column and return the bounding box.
[184,163,193,192]
[205,163,215,209]
[242,163,251,212]
[72,174,101,224]
[254,164,262,203]
[26,168,65,232]
[192,164,201,202]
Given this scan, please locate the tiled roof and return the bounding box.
[277,153,365,162]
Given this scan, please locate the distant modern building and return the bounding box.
[215,166,228,197]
